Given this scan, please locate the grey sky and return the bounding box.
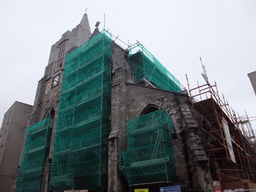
[0,0,255,130]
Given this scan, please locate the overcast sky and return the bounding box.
[0,1,256,132]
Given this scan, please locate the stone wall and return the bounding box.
[108,44,131,192]
[107,39,214,191]
[109,71,214,191]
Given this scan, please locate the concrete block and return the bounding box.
[194,155,208,162]
[190,144,204,151]
[187,123,198,128]
[185,119,196,124]
[192,150,206,156]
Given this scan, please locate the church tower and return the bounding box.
[30,12,91,127]
[15,13,92,192]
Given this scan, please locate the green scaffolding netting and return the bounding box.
[120,110,175,185]
[16,118,53,192]
[127,43,181,92]
[49,31,113,192]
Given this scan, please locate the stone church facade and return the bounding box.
[12,12,215,192]
[11,12,256,192]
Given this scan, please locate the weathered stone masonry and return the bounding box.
[108,41,213,191]
[13,13,216,192]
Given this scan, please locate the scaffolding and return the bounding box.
[49,31,112,192]
[16,118,53,192]
[237,112,256,147]
[186,77,256,187]
[127,43,181,92]
[120,110,175,185]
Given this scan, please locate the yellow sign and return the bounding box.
[134,189,149,192]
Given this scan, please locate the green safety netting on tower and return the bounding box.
[120,110,175,185]
[16,118,53,192]
[49,31,113,192]
[127,43,181,92]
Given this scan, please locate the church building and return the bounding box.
[6,12,256,192]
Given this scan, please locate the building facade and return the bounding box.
[0,101,33,192]
[11,13,256,192]
[248,71,256,96]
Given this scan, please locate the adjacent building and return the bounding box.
[248,71,256,96]
[0,101,33,192]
